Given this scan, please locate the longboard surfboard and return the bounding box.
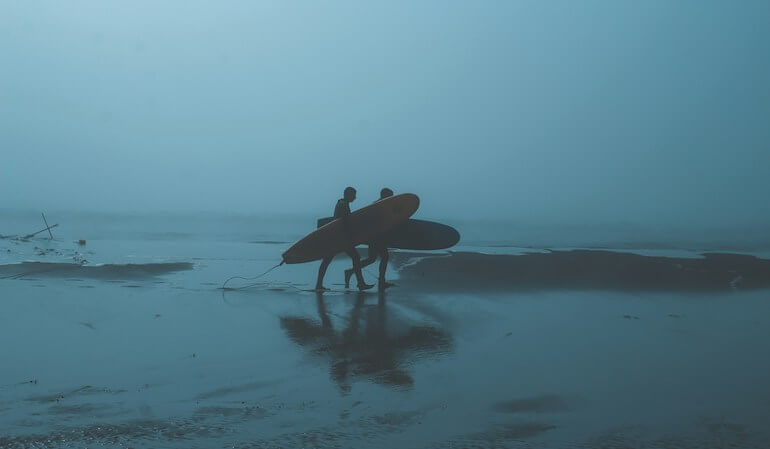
[316,217,460,250]
[282,193,420,264]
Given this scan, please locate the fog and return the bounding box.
[2,1,768,226]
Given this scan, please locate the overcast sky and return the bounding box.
[1,1,768,225]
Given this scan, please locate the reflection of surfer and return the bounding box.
[344,188,396,290]
[278,290,451,390]
[314,291,405,390]
[315,187,374,292]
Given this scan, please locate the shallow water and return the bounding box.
[2,212,770,448]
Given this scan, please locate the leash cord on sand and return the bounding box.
[221,261,381,292]
[222,261,285,290]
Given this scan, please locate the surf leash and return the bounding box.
[221,261,285,290]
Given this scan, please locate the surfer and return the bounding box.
[344,188,395,290]
[315,187,375,292]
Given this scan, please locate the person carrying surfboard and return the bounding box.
[344,187,395,290]
[315,187,375,291]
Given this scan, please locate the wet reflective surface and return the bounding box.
[3,217,770,447]
[281,291,453,391]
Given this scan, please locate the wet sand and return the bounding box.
[393,249,770,291]
[2,248,770,448]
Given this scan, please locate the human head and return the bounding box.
[343,186,357,202]
[380,187,394,199]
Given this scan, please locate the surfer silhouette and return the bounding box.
[315,187,374,291]
[345,188,395,290]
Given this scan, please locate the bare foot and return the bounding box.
[344,269,353,289]
[378,281,395,290]
[357,283,375,291]
[313,286,330,292]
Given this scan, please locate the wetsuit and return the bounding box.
[315,199,367,290]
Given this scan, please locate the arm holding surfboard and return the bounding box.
[334,198,355,242]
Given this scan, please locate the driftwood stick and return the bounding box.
[41,213,54,239]
[22,223,59,240]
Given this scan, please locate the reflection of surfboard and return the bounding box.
[282,193,419,264]
[316,217,460,250]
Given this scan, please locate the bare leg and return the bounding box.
[362,245,380,269]
[344,247,373,290]
[377,248,394,289]
[345,245,378,288]
[378,248,389,281]
[315,255,334,290]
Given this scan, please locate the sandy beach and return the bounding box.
[2,215,770,448]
